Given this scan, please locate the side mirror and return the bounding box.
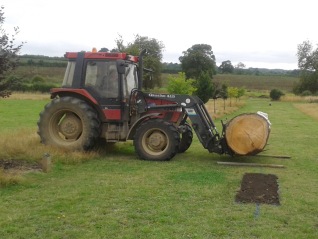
[116,60,126,74]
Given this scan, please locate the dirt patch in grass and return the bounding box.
[235,173,280,205]
[0,159,42,173]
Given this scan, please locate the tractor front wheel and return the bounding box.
[37,96,100,151]
[134,119,180,161]
[178,122,193,153]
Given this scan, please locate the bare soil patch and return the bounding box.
[0,159,42,173]
[235,173,280,205]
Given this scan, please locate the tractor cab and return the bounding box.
[59,51,140,121]
[62,51,139,100]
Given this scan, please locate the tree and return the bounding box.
[167,72,196,95]
[179,44,216,80]
[195,71,213,103]
[218,60,234,74]
[115,34,164,89]
[297,40,318,71]
[98,47,109,52]
[236,62,246,69]
[293,40,318,95]
[237,88,245,100]
[235,62,246,75]
[227,87,238,107]
[0,6,24,98]
[179,44,217,103]
[219,84,228,110]
[210,81,221,113]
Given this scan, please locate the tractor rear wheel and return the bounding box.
[37,96,100,151]
[178,122,193,153]
[134,119,180,161]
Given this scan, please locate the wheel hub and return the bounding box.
[58,113,82,139]
[148,131,167,150]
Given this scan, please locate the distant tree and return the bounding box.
[99,47,109,52]
[236,62,246,69]
[195,71,213,103]
[218,60,234,74]
[0,6,24,98]
[115,34,164,89]
[161,62,182,74]
[297,40,318,71]
[235,62,246,75]
[293,40,318,95]
[179,44,216,80]
[114,34,125,52]
[167,72,196,95]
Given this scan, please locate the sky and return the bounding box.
[1,0,317,70]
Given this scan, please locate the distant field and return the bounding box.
[12,66,299,93]
[161,73,299,93]
[11,66,65,84]
[214,74,298,92]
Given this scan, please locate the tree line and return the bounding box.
[1,5,317,99]
[162,61,300,76]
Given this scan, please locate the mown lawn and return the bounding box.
[0,96,317,238]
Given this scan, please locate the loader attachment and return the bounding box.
[143,93,270,156]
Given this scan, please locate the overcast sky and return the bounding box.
[2,0,317,70]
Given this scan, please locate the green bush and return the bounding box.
[31,82,57,93]
[270,89,284,101]
[300,90,312,96]
[31,76,45,83]
[167,72,196,95]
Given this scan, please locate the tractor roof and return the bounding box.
[64,51,139,63]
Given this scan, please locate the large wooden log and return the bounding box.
[225,112,270,155]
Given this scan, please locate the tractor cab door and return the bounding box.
[84,60,121,121]
[83,60,138,122]
[121,63,138,121]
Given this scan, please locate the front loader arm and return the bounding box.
[142,93,227,154]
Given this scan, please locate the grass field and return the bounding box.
[0,94,318,238]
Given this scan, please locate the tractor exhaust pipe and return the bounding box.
[138,49,147,90]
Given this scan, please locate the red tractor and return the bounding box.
[38,49,270,161]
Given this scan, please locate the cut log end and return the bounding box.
[225,113,270,156]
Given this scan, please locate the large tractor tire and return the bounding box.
[134,119,180,161]
[178,122,193,153]
[37,96,100,151]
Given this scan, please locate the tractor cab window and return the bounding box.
[62,61,76,87]
[84,61,119,98]
[123,64,138,98]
